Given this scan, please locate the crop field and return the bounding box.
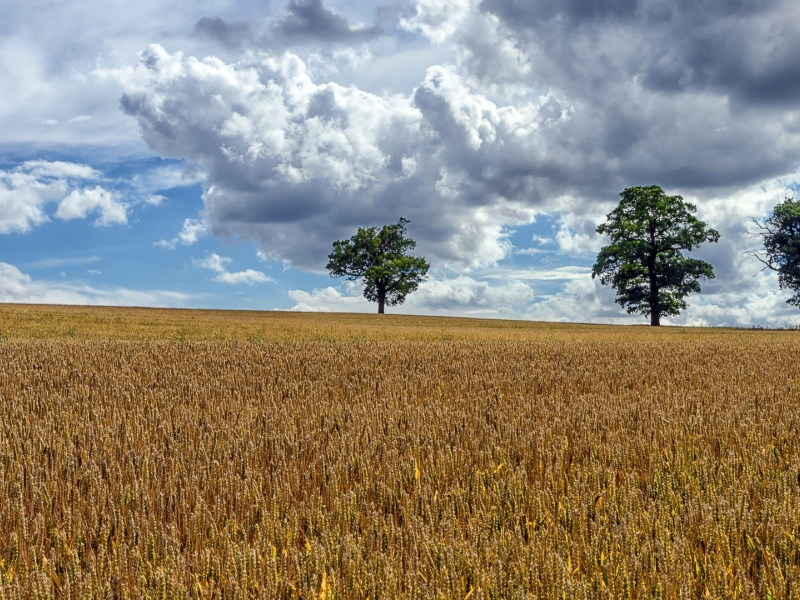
[1,304,800,599]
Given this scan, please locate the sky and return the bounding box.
[2,0,800,326]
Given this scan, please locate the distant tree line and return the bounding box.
[327,187,800,325]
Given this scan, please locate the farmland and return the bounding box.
[1,305,799,598]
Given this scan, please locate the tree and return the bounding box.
[747,197,800,308]
[326,218,430,314]
[592,185,720,326]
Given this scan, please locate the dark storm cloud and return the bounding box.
[193,0,383,50]
[641,23,800,106]
[480,0,641,26]
[194,17,254,48]
[464,0,800,196]
[480,0,800,106]
[272,0,383,44]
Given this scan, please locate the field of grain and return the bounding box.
[1,305,799,599]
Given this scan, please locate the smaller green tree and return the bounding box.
[592,185,720,326]
[747,197,800,308]
[326,218,430,314]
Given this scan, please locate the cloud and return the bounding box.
[194,252,274,284]
[400,0,473,45]
[195,253,231,273]
[553,212,607,256]
[400,0,532,98]
[0,262,33,297]
[485,266,592,281]
[520,268,800,329]
[101,45,578,270]
[195,1,383,51]
[272,0,383,45]
[21,160,100,180]
[0,161,123,233]
[288,275,535,316]
[29,256,102,269]
[155,217,208,249]
[288,284,371,312]
[669,286,800,328]
[396,0,800,207]
[0,0,247,151]
[56,186,127,226]
[482,0,800,186]
[524,275,635,325]
[127,162,206,194]
[176,217,207,243]
[411,275,534,311]
[194,17,254,48]
[215,269,273,284]
[0,169,67,233]
[0,158,196,233]
[0,262,192,306]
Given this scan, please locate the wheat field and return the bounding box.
[1,304,799,599]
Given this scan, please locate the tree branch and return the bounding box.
[748,217,775,236]
[744,250,780,273]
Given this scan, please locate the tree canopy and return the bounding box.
[748,197,800,308]
[326,218,429,314]
[592,185,720,326]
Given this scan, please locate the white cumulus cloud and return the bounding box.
[99,44,568,270]
[56,186,127,226]
[156,217,208,248]
[215,269,273,284]
[0,262,192,306]
[412,275,534,311]
[288,275,535,316]
[0,161,124,233]
[194,252,274,284]
[0,170,67,233]
[400,0,474,44]
[194,253,230,273]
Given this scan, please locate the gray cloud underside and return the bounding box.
[274,0,383,44]
[482,0,800,106]
[460,0,800,191]
[195,0,384,50]
[194,17,255,48]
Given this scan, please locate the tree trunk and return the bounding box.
[377,286,386,314]
[648,235,660,326]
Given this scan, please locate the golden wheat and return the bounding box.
[0,305,798,598]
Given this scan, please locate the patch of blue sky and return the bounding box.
[0,152,295,310]
[496,218,595,296]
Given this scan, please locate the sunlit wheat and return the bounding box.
[0,305,798,598]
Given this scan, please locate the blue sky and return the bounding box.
[2,0,800,325]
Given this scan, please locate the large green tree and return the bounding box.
[592,185,720,326]
[748,197,800,308]
[326,218,430,314]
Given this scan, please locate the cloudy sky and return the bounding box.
[2,0,800,325]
